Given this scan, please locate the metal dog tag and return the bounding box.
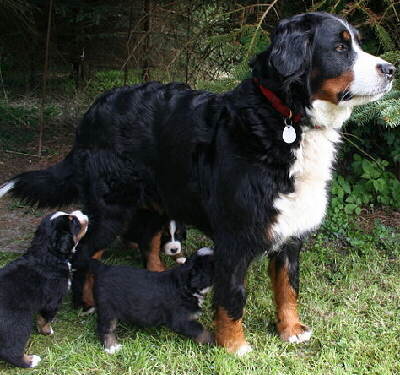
[283,124,296,144]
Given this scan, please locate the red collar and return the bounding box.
[254,79,302,123]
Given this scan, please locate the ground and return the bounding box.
[0,127,399,374]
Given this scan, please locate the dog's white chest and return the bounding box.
[272,127,340,242]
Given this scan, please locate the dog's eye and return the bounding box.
[335,44,348,52]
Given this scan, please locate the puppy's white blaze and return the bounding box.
[164,241,182,255]
[0,180,15,198]
[50,211,68,220]
[197,247,214,256]
[175,257,186,264]
[287,328,312,344]
[169,220,176,242]
[272,127,340,242]
[29,355,41,368]
[235,343,253,356]
[105,344,122,354]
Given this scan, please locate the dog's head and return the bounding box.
[250,12,395,123]
[183,247,214,292]
[30,210,89,260]
[161,220,187,256]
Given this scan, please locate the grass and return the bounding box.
[0,216,399,375]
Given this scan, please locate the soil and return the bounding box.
[0,125,75,253]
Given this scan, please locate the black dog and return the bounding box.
[0,210,88,368]
[89,247,214,354]
[1,13,395,355]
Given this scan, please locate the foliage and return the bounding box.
[331,155,400,217]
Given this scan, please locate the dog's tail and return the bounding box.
[88,259,108,275]
[0,151,79,207]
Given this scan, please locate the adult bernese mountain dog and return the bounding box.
[0,210,88,368]
[90,247,214,354]
[0,12,395,355]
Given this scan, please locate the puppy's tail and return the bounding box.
[0,151,78,207]
[88,259,108,275]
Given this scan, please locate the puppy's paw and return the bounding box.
[279,323,312,344]
[105,344,122,354]
[196,329,215,345]
[28,355,42,368]
[80,306,96,316]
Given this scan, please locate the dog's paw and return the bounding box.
[105,344,122,354]
[279,323,312,344]
[234,343,253,356]
[28,355,42,368]
[80,306,96,316]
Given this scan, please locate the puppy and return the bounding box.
[0,210,88,368]
[89,247,214,354]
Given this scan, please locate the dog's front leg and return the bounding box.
[213,247,253,356]
[268,237,312,343]
[169,318,214,345]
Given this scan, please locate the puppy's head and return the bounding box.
[250,12,395,114]
[184,247,214,292]
[34,210,89,259]
[161,220,187,256]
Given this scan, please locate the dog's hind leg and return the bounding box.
[268,237,312,343]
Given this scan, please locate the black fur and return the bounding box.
[90,249,214,351]
[0,212,87,368]
[0,12,381,337]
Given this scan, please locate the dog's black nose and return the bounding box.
[377,63,396,79]
[170,247,178,254]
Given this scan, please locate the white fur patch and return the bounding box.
[0,180,15,198]
[175,257,186,264]
[197,247,214,256]
[105,344,122,354]
[272,126,341,243]
[164,241,182,255]
[50,211,68,220]
[29,355,41,368]
[306,100,352,129]
[287,328,312,344]
[193,293,205,307]
[235,343,253,356]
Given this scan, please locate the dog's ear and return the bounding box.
[269,14,314,77]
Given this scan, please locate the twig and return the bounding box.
[246,0,280,58]
[5,150,40,157]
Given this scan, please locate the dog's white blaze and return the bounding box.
[169,220,176,241]
[197,247,214,256]
[0,180,15,198]
[50,211,68,220]
[272,127,341,242]
[29,355,41,368]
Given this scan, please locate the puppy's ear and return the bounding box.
[269,14,314,77]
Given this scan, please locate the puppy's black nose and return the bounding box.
[377,63,396,79]
[170,247,178,254]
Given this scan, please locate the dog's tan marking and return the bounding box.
[36,315,53,335]
[268,258,310,341]
[146,231,166,272]
[214,307,249,354]
[342,30,351,41]
[312,71,354,104]
[82,250,105,308]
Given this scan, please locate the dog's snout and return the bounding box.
[170,247,178,254]
[377,63,396,79]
